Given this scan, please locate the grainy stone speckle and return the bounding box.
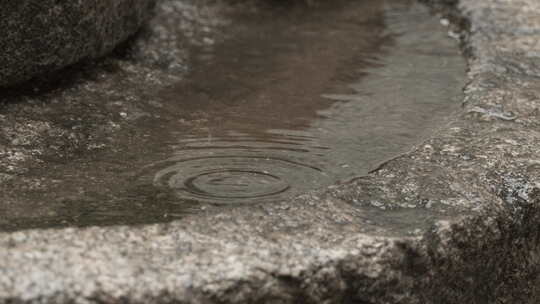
[1,0,540,303]
[0,0,156,87]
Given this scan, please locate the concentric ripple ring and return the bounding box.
[152,155,325,204]
[183,169,290,199]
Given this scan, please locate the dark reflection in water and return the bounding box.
[143,0,465,204]
[1,0,465,230]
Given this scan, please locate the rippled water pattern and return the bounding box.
[1,0,466,230]
[148,133,329,203]
[145,0,465,205]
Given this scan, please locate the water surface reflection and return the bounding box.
[1,0,466,230]
[147,0,465,204]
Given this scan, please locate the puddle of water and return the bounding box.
[1,0,466,230]
[141,0,465,204]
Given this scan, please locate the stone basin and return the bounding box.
[1,0,540,303]
[0,0,156,87]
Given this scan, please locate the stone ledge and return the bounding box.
[0,0,156,87]
[1,0,540,303]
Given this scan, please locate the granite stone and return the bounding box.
[0,0,156,87]
[0,0,540,303]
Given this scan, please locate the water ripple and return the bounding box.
[145,135,328,204]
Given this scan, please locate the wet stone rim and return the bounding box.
[0,0,156,87]
[1,0,540,303]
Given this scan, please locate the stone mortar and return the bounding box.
[0,0,156,87]
[1,0,540,303]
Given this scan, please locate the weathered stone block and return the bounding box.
[0,0,155,87]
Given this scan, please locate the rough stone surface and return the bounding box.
[0,0,156,87]
[1,0,540,303]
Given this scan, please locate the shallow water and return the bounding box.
[141,0,465,204]
[1,0,466,230]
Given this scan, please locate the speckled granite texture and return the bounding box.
[0,0,156,87]
[1,0,540,303]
